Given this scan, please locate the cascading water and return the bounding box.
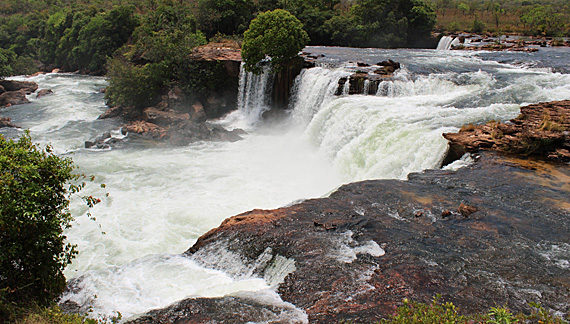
[2,46,570,321]
[436,36,461,50]
[223,64,274,129]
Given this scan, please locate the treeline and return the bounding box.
[0,0,436,76]
[427,0,570,36]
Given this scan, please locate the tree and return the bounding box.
[457,2,469,15]
[0,48,14,77]
[105,0,207,108]
[0,132,98,309]
[197,0,255,37]
[241,9,309,74]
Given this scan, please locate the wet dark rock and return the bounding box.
[444,100,570,162]
[0,117,19,128]
[129,294,306,324]
[36,89,53,98]
[0,85,5,95]
[0,90,30,107]
[133,152,570,323]
[0,79,38,94]
[336,60,401,95]
[377,59,401,73]
[84,132,124,150]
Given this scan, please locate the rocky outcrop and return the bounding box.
[117,119,245,146]
[443,100,570,163]
[128,152,570,323]
[36,89,53,98]
[336,60,401,95]
[0,90,30,107]
[0,79,38,93]
[0,117,19,128]
[0,80,39,108]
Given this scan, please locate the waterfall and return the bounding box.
[436,36,460,50]
[288,67,351,125]
[235,64,274,126]
[363,79,370,95]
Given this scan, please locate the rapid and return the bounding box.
[2,46,570,321]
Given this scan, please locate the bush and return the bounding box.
[0,132,98,313]
[241,9,309,74]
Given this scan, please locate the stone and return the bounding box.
[36,89,53,98]
[0,90,30,107]
[0,117,19,128]
[142,107,190,126]
[191,101,207,123]
[0,80,38,94]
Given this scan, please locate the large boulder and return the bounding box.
[0,80,38,94]
[0,90,30,107]
[36,89,53,98]
[0,117,19,128]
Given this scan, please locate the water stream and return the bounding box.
[2,47,570,321]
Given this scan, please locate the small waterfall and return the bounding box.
[289,67,351,125]
[436,36,460,50]
[236,64,274,125]
[363,79,370,95]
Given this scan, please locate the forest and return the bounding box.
[0,0,568,84]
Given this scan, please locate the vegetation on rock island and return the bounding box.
[242,9,309,74]
[0,132,100,322]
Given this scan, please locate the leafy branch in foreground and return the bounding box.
[0,131,101,320]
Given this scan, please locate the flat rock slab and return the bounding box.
[129,152,570,323]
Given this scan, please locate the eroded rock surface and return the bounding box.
[128,152,570,323]
[444,100,570,162]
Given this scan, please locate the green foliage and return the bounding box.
[472,18,486,33]
[379,295,473,324]
[38,5,139,72]
[197,0,255,38]
[105,0,207,108]
[241,9,309,74]
[0,132,97,310]
[488,305,518,324]
[1,302,122,324]
[377,297,569,324]
[519,5,564,36]
[0,48,15,78]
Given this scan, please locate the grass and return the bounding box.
[342,295,569,324]
[0,302,121,324]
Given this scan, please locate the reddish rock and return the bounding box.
[121,120,168,139]
[191,101,207,123]
[189,41,242,62]
[457,203,478,217]
[0,79,38,94]
[0,117,19,128]
[36,89,53,98]
[444,100,570,162]
[0,90,30,107]
[143,107,190,126]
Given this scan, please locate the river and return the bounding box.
[2,46,570,321]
